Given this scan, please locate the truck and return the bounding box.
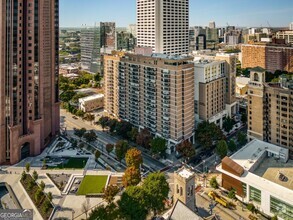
[208,191,230,208]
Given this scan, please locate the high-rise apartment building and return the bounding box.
[224,30,242,45]
[241,40,293,73]
[104,52,195,153]
[0,0,60,164]
[247,67,293,155]
[80,27,101,73]
[137,0,189,55]
[194,60,227,128]
[100,22,116,53]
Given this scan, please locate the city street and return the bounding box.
[60,109,166,171]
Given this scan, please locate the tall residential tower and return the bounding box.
[137,0,189,55]
[0,0,60,164]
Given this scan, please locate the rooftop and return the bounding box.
[217,140,293,204]
[169,200,202,220]
[79,94,104,102]
[176,168,194,179]
[194,59,224,67]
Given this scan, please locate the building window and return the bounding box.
[249,186,261,204]
[270,196,293,220]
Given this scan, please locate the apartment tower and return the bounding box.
[0,0,60,164]
[137,0,189,55]
[247,68,293,156]
[104,53,195,153]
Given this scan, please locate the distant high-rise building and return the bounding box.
[116,32,136,51]
[224,30,242,45]
[80,27,101,73]
[0,0,60,165]
[195,35,206,51]
[206,27,218,42]
[104,52,195,152]
[289,22,293,30]
[209,21,216,29]
[137,0,189,55]
[247,68,293,155]
[100,22,116,53]
[128,24,137,38]
[241,40,293,73]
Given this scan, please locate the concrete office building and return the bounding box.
[276,30,293,45]
[100,22,116,53]
[243,33,268,44]
[247,67,293,155]
[137,0,189,55]
[196,35,207,51]
[0,0,60,164]
[80,27,101,73]
[217,139,293,220]
[194,60,227,128]
[224,30,242,45]
[104,52,195,153]
[241,40,293,73]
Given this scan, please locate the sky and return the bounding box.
[60,0,293,28]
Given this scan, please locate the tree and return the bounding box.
[115,140,129,162]
[84,113,95,125]
[136,128,152,149]
[83,130,97,143]
[247,203,257,214]
[74,128,86,140]
[35,189,43,204]
[127,127,138,141]
[108,119,118,133]
[228,140,237,152]
[103,185,119,204]
[40,181,46,191]
[47,192,53,202]
[76,109,85,117]
[89,203,119,220]
[96,116,110,131]
[125,148,143,169]
[42,200,51,213]
[25,163,30,173]
[142,172,170,215]
[237,132,247,146]
[106,144,114,155]
[118,186,148,220]
[150,137,167,155]
[81,199,91,220]
[176,140,196,160]
[271,215,278,220]
[228,188,236,200]
[60,90,76,102]
[223,116,234,133]
[241,112,247,124]
[196,121,225,149]
[210,177,219,189]
[116,121,133,139]
[216,140,228,159]
[95,150,101,161]
[21,171,27,181]
[42,159,47,168]
[32,170,38,181]
[123,166,141,187]
[78,143,85,149]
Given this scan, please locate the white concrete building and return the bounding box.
[136,0,189,55]
[79,94,104,112]
[276,30,293,45]
[289,22,293,30]
[217,140,292,220]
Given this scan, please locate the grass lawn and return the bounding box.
[77,175,108,195]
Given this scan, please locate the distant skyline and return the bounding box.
[60,0,293,28]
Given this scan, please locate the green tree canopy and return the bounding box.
[83,130,97,143]
[228,140,237,152]
[122,166,141,187]
[150,137,167,155]
[176,140,195,160]
[115,140,129,162]
[216,140,228,159]
[223,116,234,133]
[136,128,152,149]
[209,177,219,189]
[142,172,170,215]
[103,185,120,205]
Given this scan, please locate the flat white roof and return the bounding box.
[79,94,104,102]
[217,140,293,204]
[236,77,250,87]
[178,169,193,179]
